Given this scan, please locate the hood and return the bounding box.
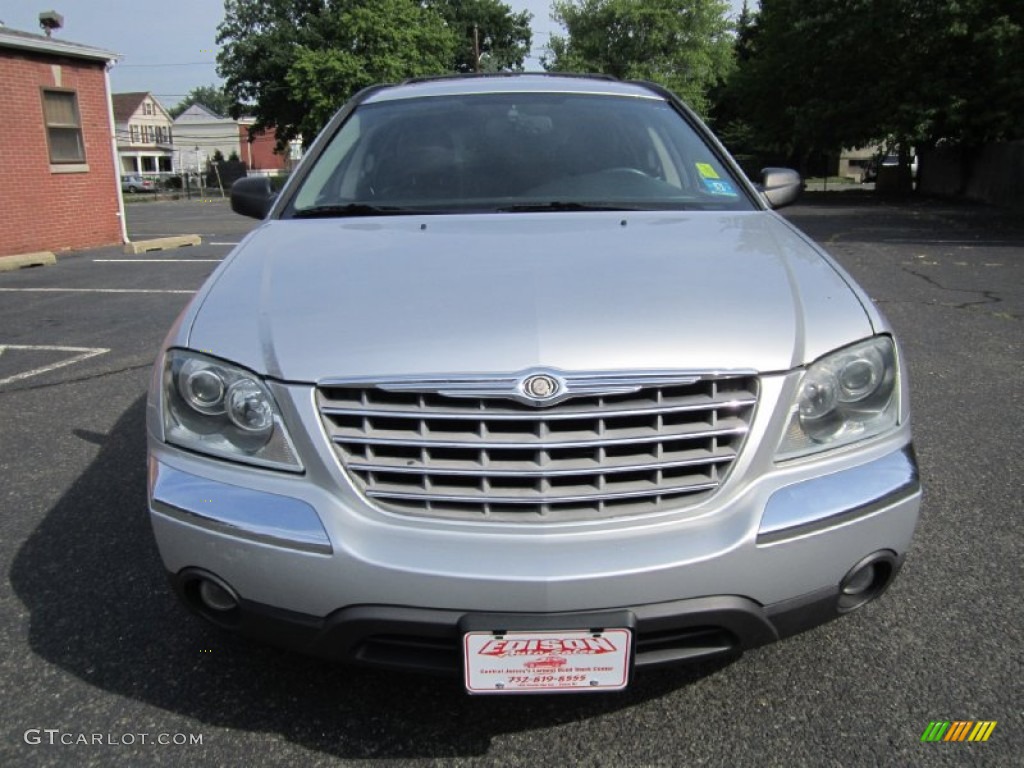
[186,211,873,382]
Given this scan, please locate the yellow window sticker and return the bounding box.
[696,163,720,179]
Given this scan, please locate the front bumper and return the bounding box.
[167,577,881,674]
[148,435,920,673]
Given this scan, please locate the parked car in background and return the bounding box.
[121,174,155,193]
[864,151,918,184]
[881,153,918,179]
[861,157,879,183]
[147,74,920,695]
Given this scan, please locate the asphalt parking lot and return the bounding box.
[1,194,1021,767]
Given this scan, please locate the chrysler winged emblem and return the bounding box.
[364,370,703,408]
[520,373,561,403]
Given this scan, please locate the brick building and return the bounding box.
[238,118,300,173]
[0,26,124,258]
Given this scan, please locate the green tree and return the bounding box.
[543,0,735,116]
[426,0,533,73]
[733,0,756,64]
[707,1,759,169]
[724,0,925,169]
[216,0,457,147]
[917,0,1024,147]
[719,0,1024,173]
[169,84,236,118]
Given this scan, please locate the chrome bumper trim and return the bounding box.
[758,446,920,544]
[149,461,332,555]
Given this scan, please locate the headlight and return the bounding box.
[776,336,900,460]
[162,350,302,472]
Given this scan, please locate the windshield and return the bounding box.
[288,93,755,216]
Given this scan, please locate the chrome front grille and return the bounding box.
[317,373,758,521]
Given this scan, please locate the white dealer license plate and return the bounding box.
[463,628,632,694]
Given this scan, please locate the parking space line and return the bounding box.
[0,288,195,294]
[0,344,109,386]
[93,259,223,263]
[209,242,240,246]
[885,238,1021,245]
[129,233,208,238]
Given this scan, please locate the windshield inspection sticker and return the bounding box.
[701,177,737,196]
[696,162,720,179]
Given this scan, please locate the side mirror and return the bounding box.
[231,175,276,219]
[760,168,803,209]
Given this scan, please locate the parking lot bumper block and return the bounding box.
[0,251,56,271]
[124,235,202,254]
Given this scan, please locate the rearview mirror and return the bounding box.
[231,175,276,219]
[760,168,803,209]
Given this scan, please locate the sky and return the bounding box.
[0,0,750,110]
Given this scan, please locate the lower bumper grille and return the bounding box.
[317,371,757,520]
[353,625,740,674]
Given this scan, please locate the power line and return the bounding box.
[117,61,216,68]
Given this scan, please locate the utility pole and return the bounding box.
[473,24,481,73]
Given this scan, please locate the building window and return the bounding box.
[143,101,153,115]
[130,125,139,143]
[41,89,85,163]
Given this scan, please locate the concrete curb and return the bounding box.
[123,235,202,254]
[0,251,57,272]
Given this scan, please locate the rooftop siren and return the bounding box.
[39,10,64,37]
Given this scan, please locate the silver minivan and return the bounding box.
[147,75,920,694]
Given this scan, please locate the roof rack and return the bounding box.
[400,71,619,86]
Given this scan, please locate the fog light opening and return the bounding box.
[838,551,897,613]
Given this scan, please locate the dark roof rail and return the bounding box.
[400,72,619,86]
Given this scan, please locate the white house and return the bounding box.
[112,91,173,173]
[172,103,240,172]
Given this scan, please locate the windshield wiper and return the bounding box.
[494,201,643,213]
[291,203,433,219]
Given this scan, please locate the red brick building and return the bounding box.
[237,118,297,173]
[0,26,124,258]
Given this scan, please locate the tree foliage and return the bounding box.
[216,0,458,146]
[716,0,1024,168]
[282,0,457,136]
[169,84,236,119]
[543,0,735,116]
[217,0,535,146]
[426,0,532,73]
